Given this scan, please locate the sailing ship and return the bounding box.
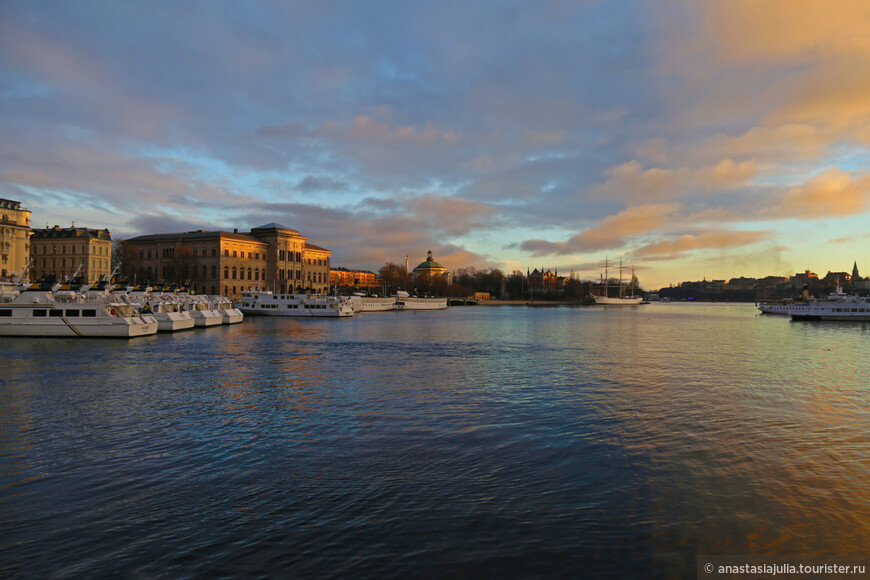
[592,257,643,305]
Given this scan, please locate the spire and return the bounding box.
[853,261,860,281]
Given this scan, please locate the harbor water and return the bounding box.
[1,303,869,578]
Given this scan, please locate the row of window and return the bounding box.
[252,303,329,309]
[36,258,109,269]
[0,308,98,318]
[34,244,108,255]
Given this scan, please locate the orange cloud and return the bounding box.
[768,169,870,219]
[631,229,771,259]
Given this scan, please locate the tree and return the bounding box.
[378,262,411,294]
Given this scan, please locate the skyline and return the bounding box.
[2,2,870,289]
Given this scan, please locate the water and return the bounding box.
[1,303,868,578]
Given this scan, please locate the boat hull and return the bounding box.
[592,295,643,305]
[395,298,448,310]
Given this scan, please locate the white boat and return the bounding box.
[238,290,354,317]
[789,295,870,321]
[178,295,224,327]
[123,285,195,332]
[208,295,244,324]
[346,293,397,313]
[0,280,158,337]
[393,290,448,310]
[592,257,643,305]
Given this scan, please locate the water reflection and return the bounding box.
[1,304,868,578]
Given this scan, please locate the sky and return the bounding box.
[2,0,870,289]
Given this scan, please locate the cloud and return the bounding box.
[630,229,771,260]
[767,169,870,220]
[520,203,680,256]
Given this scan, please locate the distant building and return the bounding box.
[122,223,331,297]
[412,250,451,283]
[528,267,561,291]
[30,225,112,283]
[789,270,818,288]
[0,198,32,281]
[330,267,377,289]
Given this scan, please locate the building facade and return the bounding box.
[330,267,378,289]
[122,223,331,297]
[0,198,32,281]
[30,225,112,283]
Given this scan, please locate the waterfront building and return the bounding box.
[122,223,331,298]
[411,250,452,294]
[304,243,331,294]
[528,267,561,291]
[30,225,112,283]
[330,267,378,289]
[0,198,32,281]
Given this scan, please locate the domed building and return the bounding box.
[412,250,451,284]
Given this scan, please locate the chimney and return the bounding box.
[233,228,238,233]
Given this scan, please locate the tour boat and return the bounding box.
[393,290,448,310]
[239,290,354,317]
[789,292,870,321]
[0,280,158,337]
[346,293,397,313]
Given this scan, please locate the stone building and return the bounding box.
[30,225,112,283]
[0,198,32,281]
[330,267,378,290]
[122,223,331,297]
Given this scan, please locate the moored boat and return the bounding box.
[0,280,158,337]
[393,290,448,310]
[239,290,354,317]
[346,293,397,313]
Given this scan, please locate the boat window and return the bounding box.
[82,310,97,317]
[0,309,11,317]
[49,310,64,317]
[32,310,47,317]
[65,309,80,317]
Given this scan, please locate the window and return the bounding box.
[224,267,229,279]
[202,265,208,279]
[255,253,259,260]
[254,269,259,281]
[140,251,144,259]
[82,310,96,317]
[147,251,152,259]
[49,310,63,318]
[0,309,11,317]
[232,267,237,280]
[32,310,47,317]
[233,250,237,258]
[248,268,252,280]
[82,245,86,254]
[212,249,216,257]
[62,245,66,254]
[65,309,80,317]
[212,265,217,279]
[224,250,229,257]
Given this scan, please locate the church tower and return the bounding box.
[853,261,860,283]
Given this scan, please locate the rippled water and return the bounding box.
[1,303,868,578]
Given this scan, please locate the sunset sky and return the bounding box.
[2,1,869,289]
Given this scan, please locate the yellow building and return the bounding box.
[123,223,332,298]
[0,198,32,281]
[330,268,378,289]
[30,225,112,283]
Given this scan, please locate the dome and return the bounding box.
[412,250,447,275]
[415,258,444,270]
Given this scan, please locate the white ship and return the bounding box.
[346,293,397,313]
[592,257,643,305]
[239,290,354,317]
[393,290,448,310]
[790,295,870,321]
[0,280,158,337]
